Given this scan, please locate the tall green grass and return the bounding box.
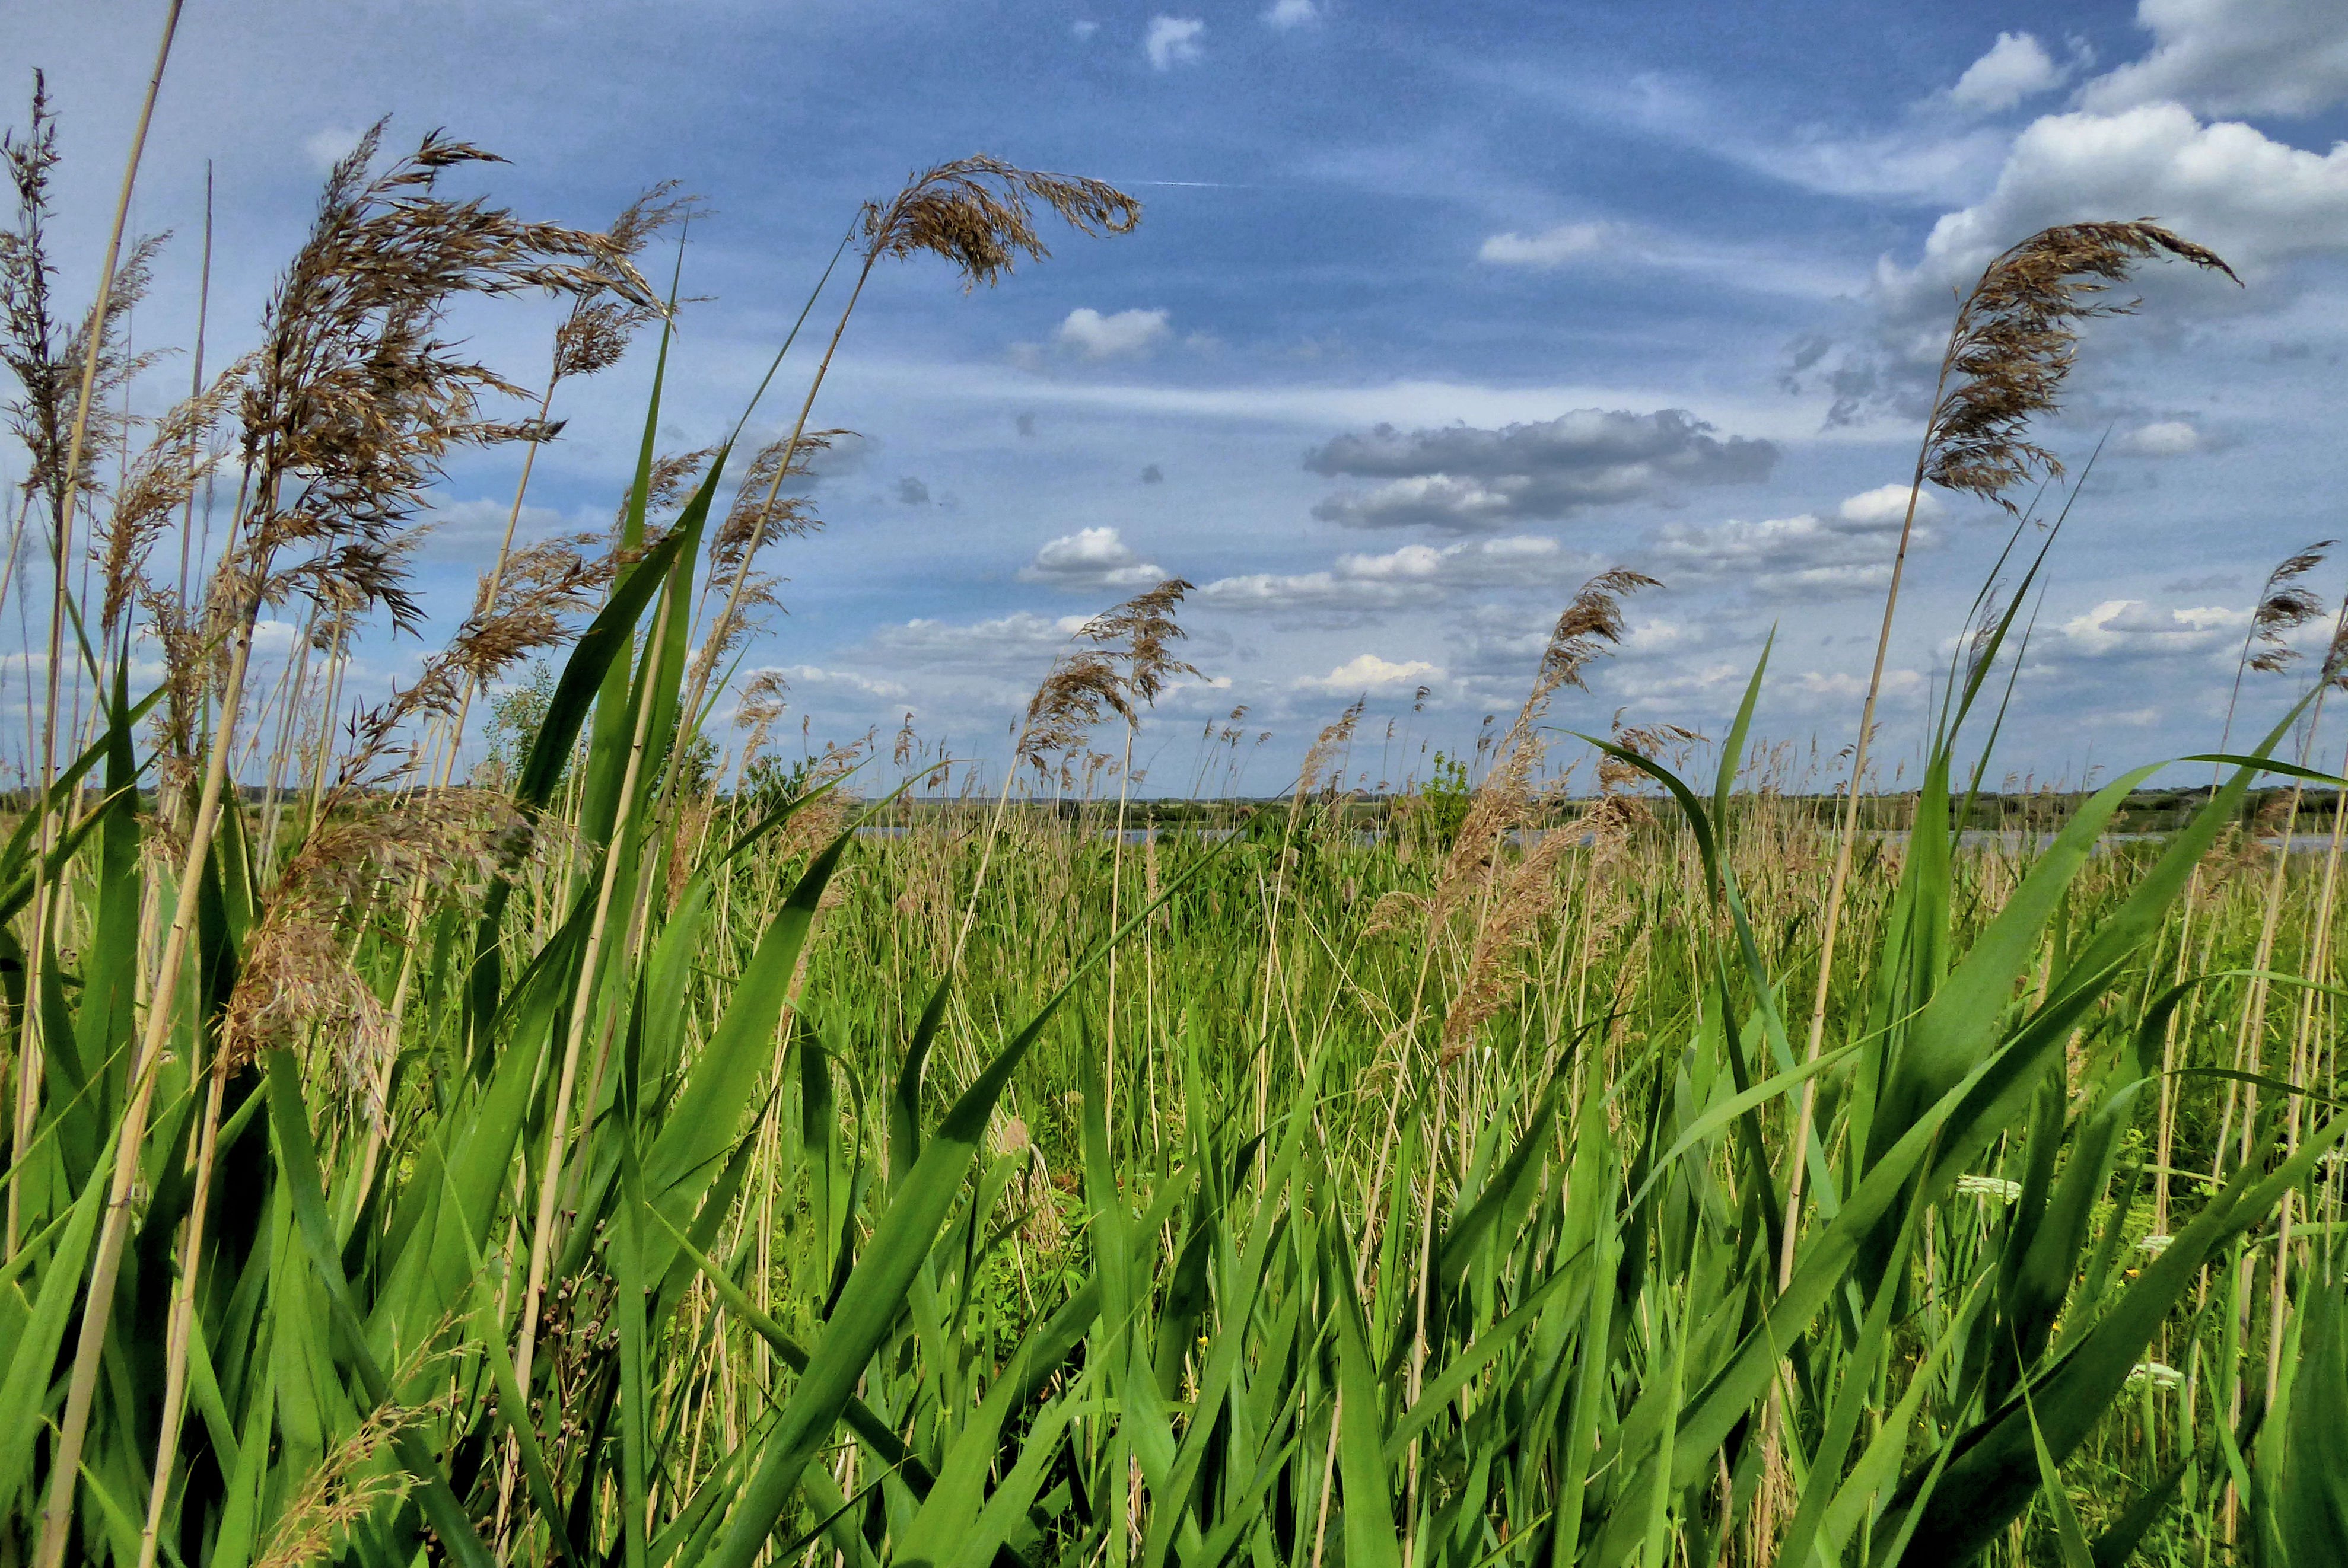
[3,63,2346,1568]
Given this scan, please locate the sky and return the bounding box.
[6,0,2348,797]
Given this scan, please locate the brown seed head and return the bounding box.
[227,122,649,635]
[1924,220,2238,512]
[1016,578,1198,776]
[2247,540,2332,674]
[861,154,1141,291]
[3,75,168,530]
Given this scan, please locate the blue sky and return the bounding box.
[8,1,2348,795]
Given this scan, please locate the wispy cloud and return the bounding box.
[1145,15,1205,69]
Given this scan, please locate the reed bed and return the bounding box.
[2,49,2345,1568]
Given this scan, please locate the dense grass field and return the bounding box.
[4,53,2346,1568]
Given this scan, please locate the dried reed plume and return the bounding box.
[686,428,849,681]
[250,1382,449,1568]
[228,122,654,636]
[677,155,1143,816]
[734,668,789,766]
[2246,540,2331,675]
[549,181,696,384]
[94,371,237,636]
[710,428,842,576]
[1923,221,2237,510]
[3,76,167,531]
[1420,569,1665,1059]
[224,785,529,1088]
[1541,567,1662,693]
[450,533,620,687]
[777,736,866,863]
[1016,578,1198,775]
[1438,826,1573,1059]
[615,444,720,544]
[860,154,1141,288]
[1297,698,1366,799]
[1434,568,1660,919]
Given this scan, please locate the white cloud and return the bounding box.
[2118,419,2206,456]
[2081,0,2348,118]
[1336,534,1571,585]
[1072,18,1099,39]
[1477,221,1616,268]
[1650,515,1898,598]
[1306,409,1777,532]
[1837,483,1946,527]
[1567,68,2009,203]
[1474,221,1863,300]
[251,619,303,656]
[1263,0,1317,28]
[1145,15,1205,69]
[304,126,363,169]
[1795,668,1927,702]
[867,610,1088,669]
[1201,536,1587,618]
[1879,103,2348,330]
[2050,597,2240,658]
[1650,488,1948,600]
[1297,653,1443,692]
[746,663,912,703]
[1019,526,1169,591]
[1055,307,1172,359]
[1948,32,2067,113]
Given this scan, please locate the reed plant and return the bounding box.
[1,59,2345,1568]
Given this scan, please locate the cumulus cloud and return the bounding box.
[2118,419,2207,456]
[2080,0,2348,118]
[1884,104,2348,315]
[1263,0,1317,27]
[1019,527,1168,591]
[1145,15,1205,69]
[1648,485,1945,598]
[1651,515,1900,598]
[1477,221,1616,267]
[1055,306,1172,359]
[1837,483,1946,526]
[2048,597,2240,658]
[1948,31,2068,113]
[1297,653,1443,692]
[1303,409,1777,533]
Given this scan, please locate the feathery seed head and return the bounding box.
[1017,578,1198,776]
[1924,220,2236,512]
[861,155,1140,291]
[2248,540,2331,674]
